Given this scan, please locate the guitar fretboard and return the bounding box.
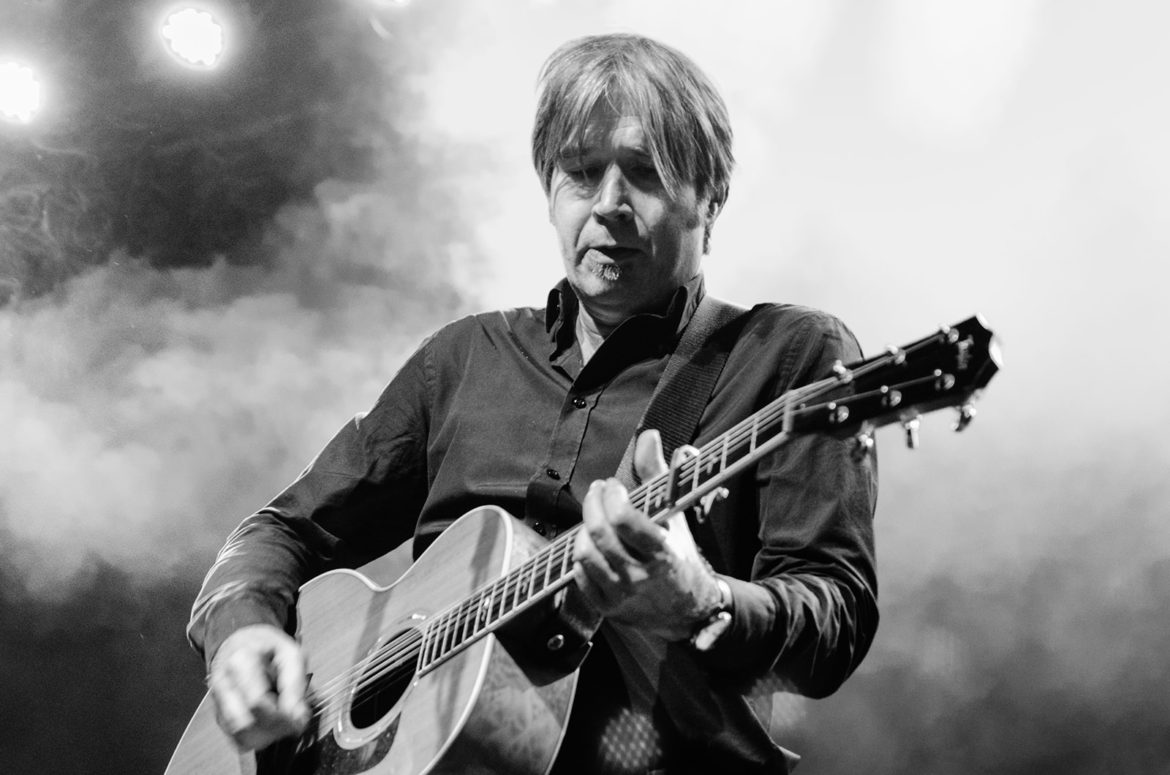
[415,376,830,673]
[415,316,997,673]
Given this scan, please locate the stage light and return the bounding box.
[161,7,226,69]
[0,61,42,124]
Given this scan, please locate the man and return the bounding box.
[189,33,878,774]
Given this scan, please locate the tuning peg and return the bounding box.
[902,415,921,449]
[851,429,875,462]
[954,403,976,432]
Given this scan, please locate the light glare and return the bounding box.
[161,8,225,69]
[0,61,42,124]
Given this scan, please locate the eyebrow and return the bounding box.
[555,141,653,164]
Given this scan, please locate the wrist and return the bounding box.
[689,575,733,652]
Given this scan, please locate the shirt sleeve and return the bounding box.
[697,310,880,699]
[186,338,434,667]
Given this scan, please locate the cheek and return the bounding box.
[550,198,591,245]
[650,203,705,245]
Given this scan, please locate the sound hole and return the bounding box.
[350,628,422,730]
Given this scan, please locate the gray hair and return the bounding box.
[531,33,734,208]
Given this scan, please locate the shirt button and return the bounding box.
[546,468,561,480]
[531,520,547,536]
[572,396,587,409]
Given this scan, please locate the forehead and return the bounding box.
[565,108,649,158]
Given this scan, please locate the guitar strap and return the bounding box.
[613,292,751,489]
[600,292,753,761]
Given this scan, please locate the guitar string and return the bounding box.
[312,366,956,725]
[180,328,972,765]
[321,370,848,703]
[279,381,821,732]
[269,329,963,739]
[291,371,855,726]
[290,356,911,727]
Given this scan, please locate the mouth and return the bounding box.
[585,246,642,262]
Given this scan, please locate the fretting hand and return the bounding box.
[572,429,723,641]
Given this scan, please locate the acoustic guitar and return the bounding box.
[165,315,1001,775]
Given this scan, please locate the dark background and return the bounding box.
[2,1,1169,773]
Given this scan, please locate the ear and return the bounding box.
[706,197,723,222]
[701,197,724,254]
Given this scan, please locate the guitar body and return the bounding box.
[165,506,577,775]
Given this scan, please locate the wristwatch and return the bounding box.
[689,576,733,652]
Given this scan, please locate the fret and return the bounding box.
[477,593,491,630]
[519,562,532,603]
[428,616,443,663]
[488,579,503,624]
[449,606,462,647]
[460,598,474,640]
[750,414,760,452]
[426,617,440,664]
[524,560,537,599]
[420,626,433,667]
[445,612,459,654]
[542,547,553,590]
[505,571,519,613]
[512,566,526,608]
[721,433,729,471]
[440,612,454,655]
[561,541,573,579]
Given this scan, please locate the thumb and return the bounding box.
[633,429,668,483]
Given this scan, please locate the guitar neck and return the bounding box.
[415,377,834,673]
[417,315,1000,673]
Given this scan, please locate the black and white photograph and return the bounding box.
[1,1,1167,773]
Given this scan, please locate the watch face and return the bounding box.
[691,611,732,652]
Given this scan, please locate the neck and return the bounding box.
[575,306,607,364]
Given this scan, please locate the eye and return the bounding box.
[625,159,661,187]
[565,164,603,184]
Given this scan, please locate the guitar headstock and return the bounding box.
[794,315,1002,447]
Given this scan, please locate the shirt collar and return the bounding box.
[545,273,707,356]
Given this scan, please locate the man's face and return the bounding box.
[547,107,716,329]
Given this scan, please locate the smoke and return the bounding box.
[2,0,1169,773]
[0,0,478,594]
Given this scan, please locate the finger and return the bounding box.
[593,480,648,569]
[210,673,257,744]
[581,481,632,562]
[574,496,623,590]
[270,642,311,730]
[669,444,701,473]
[601,480,668,560]
[633,429,668,483]
[571,558,612,612]
[227,647,281,722]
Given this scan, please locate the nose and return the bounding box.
[591,165,633,223]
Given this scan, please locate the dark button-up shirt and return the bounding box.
[188,275,878,774]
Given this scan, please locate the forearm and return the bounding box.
[187,512,316,666]
[700,568,878,697]
[696,429,879,695]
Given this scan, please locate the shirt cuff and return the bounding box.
[190,589,288,669]
[690,575,778,674]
